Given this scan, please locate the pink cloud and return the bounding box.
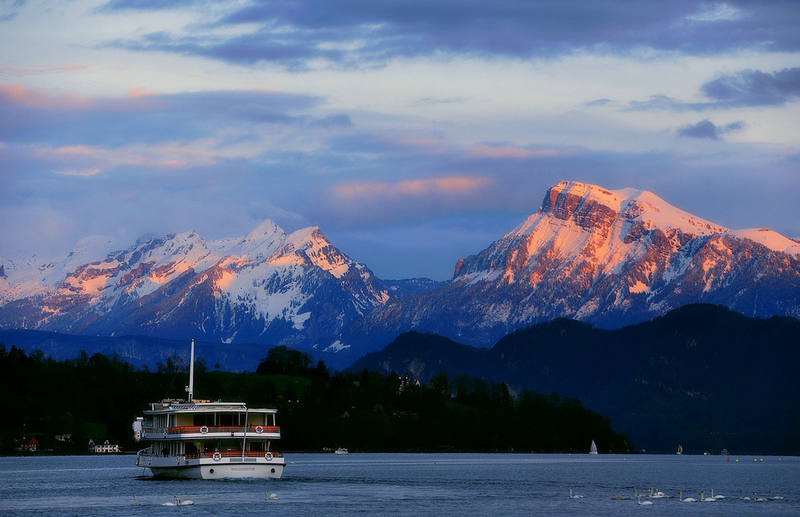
[48,145,102,156]
[0,64,92,76]
[335,176,490,200]
[0,83,91,109]
[28,142,223,175]
[125,87,158,98]
[56,168,103,177]
[470,144,564,159]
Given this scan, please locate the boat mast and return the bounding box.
[187,339,195,403]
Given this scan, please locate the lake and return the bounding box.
[0,453,797,516]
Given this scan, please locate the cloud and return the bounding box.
[624,94,690,112]
[101,0,215,10]
[677,119,745,140]
[469,144,563,159]
[0,64,93,77]
[56,168,104,177]
[102,1,800,68]
[335,176,490,200]
[583,98,616,108]
[626,67,800,112]
[701,67,800,107]
[0,0,25,23]
[0,84,336,148]
[324,174,497,227]
[309,114,353,128]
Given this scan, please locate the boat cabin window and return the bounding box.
[218,413,242,427]
[193,414,214,427]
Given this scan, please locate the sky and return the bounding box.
[1,0,799,280]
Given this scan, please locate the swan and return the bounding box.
[710,488,725,500]
[754,493,769,502]
[268,493,279,500]
[637,494,653,506]
[769,490,785,500]
[650,488,669,498]
[701,491,717,502]
[679,491,697,503]
[610,489,628,500]
[162,496,193,506]
[569,489,584,499]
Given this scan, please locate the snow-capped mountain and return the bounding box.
[345,181,800,348]
[0,221,388,354]
[3,181,799,362]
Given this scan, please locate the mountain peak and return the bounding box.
[370,180,800,350]
[214,220,286,258]
[245,220,283,242]
[279,226,354,279]
[540,181,727,236]
[0,220,389,354]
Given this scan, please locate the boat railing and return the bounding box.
[162,425,280,435]
[183,450,285,460]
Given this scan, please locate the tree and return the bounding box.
[256,346,312,376]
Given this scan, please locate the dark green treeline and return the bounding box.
[0,345,633,454]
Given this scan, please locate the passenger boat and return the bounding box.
[132,340,285,479]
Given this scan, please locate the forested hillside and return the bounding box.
[0,345,633,455]
[351,305,800,454]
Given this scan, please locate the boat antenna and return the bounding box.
[186,339,195,403]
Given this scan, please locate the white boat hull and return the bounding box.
[138,454,285,479]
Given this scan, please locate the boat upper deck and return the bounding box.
[144,399,277,415]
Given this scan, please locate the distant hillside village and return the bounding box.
[14,434,121,454]
[87,439,121,453]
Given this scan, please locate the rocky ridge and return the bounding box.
[0,221,388,354]
[345,181,800,349]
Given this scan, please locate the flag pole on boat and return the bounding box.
[186,339,195,403]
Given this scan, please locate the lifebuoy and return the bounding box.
[212,452,221,461]
[255,426,263,434]
[200,426,209,434]
[265,452,273,461]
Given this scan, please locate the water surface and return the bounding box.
[0,453,797,516]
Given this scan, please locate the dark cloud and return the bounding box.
[0,86,329,147]
[101,0,215,10]
[0,0,25,23]
[583,98,615,108]
[309,114,353,128]
[103,0,800,68]
[626,67,800,112]
[624,94,689,112]
[701,67,800,107]
[114,31,335,70]
[677,119,745,140]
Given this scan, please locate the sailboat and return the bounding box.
[589,440,598,454]
[677,444,683,455]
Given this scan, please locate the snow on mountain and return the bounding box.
[726,228,800,256]
[0,221,389,354]
[345,181,800,350]
[2,181,798,364]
